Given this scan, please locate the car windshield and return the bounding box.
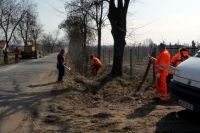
[195,51,200,57]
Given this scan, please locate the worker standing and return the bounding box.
[89,55,102,75]
[166,48,190,84]
[151,43,171,101]
[57,49,65,82]
[3,47,8,64]
[14,47,20,63]
[171,47,190,67]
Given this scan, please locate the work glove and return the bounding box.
[156,73,161,79]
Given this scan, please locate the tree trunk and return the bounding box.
[83,16,88,74]
[97,28,101,59]
[110,28,126,76]
[97,0,103,59]
[108,0,130,76]
[5,30,9,48]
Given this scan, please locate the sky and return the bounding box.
[35,0,200,45]
[35,0,66,36]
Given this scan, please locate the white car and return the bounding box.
[170,50,200,112]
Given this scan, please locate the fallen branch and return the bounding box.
[135,56,152,93]
[134,47,156,94]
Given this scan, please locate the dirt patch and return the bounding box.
[34,66,200,133]
[44,115,60,123]
[93,112,113,119]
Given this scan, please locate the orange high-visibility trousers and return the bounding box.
[91,64,101,73]
[156,73,168,97]
[154,49,170,100]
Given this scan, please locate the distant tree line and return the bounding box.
[0,0,67,61]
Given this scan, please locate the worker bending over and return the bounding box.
[166,48,190,84]
[90,55,102,75]
[171,47,190,67]
[151,43,171,101]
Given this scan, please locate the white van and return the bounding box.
[170,50,200,112]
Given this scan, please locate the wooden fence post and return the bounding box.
[130,48,133,77]
[102,48,105,63]
[192,42,196,56]
[152,46,156,82]
[108,49,111,66]
[137,46,139,61]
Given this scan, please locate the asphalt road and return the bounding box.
[0,54,57,133]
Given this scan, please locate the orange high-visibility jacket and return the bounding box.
[154,49,171,75]
[91,57,102,67]
[171,51,190,67]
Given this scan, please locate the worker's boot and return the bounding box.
[159,94,169,101]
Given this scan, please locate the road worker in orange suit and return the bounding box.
[90,55,102,75]
[151,43,171,101]
[171,47,190,67]
[166,48,190,84]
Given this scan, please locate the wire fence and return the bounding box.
[89,44,200,77]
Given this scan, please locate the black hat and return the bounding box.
[159,43,166,48]
[180,47,188,52]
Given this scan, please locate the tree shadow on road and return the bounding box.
[28,81,58,88]
[127,100,177,119]
[51,86,83,94]
[155,110,200,132]
[0,82,85,132]
[0,89,68,121]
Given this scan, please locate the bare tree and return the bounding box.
[90,0,107,59]
[30,22,43,46]
[108,0,131,76]
[18,1,38,47]
[67,0,107,59]
[63,16,85,72]
[50,29,60,53]
[65,0,95,73]
[40,32,66,55]
[0,0,26,48]
[40,33,54,53]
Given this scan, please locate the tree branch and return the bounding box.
[118,0,123,9]
[110,0,115,8]
[124,0,130,12]
[8,11,26,43]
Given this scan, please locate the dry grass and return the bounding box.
[32,60,200,133]
[34,66,166,133]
